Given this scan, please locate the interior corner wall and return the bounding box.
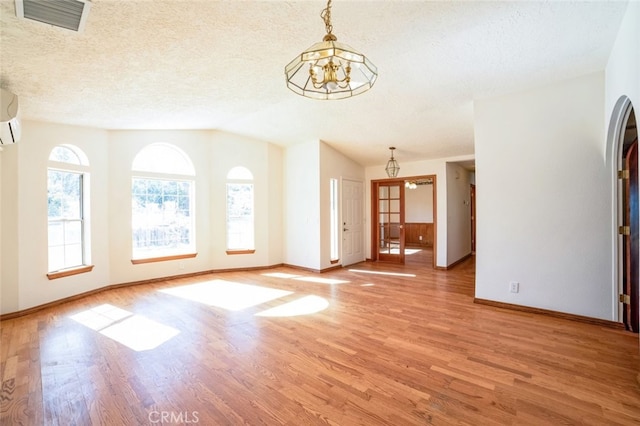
[284,140,321,270]
[1,144,19,314]
[319,141,365,269]
[267,143,284,266]
[0,149,2,310]
[605,1,640,124]
[474,71,611,320]
[446,163,472,265]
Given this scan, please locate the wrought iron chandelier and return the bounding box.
[284,0,377,100]
[385,147,400,178]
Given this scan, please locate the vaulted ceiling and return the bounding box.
[0,0,629,166]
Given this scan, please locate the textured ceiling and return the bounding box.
[0,0,629,167]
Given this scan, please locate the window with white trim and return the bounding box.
[131,143,195,260]
[47,145,91,272]
[226,166,254,252]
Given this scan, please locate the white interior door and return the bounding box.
[342,179,364,266]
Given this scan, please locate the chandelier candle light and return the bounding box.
[285,0,377,100]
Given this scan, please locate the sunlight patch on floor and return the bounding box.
[70,303,131,331]
[159,279,293,311]
[262,272,349,285]
[348,269,416,278]
[255,295,329,317]
[100,315,179,351]
[293,277,350,285]
[379,248,422,255]
[261,272,302,279]
[70,304,179,351]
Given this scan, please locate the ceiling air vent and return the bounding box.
[15,0,91,32]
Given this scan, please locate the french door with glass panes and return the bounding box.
[374,180,405,263]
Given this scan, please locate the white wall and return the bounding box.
[0,144,19,314]
[405,184,433,223]
[319,142,365,269]
[473,0,638,325]
[284,140,321,270]
[605,1,640,133]
[0,148,2,310]
[267,143,284,266]
[446,163,472,265]
[475,71,611,319]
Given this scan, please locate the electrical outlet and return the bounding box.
[419,235,423,241]
[509,281,519,293]
[179,261,185,270]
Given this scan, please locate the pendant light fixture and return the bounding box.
[284,0,377,100]
[385,147,400,178]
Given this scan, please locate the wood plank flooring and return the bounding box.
[2,252,640,425]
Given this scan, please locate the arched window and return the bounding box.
[50,145,88,165]
[131,143,196,262]
[47,145,92,278]
[132,143,195,175]
[226,166,255,253]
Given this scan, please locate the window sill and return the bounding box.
[131,253,197,265]
[225,249,256,255]
[47,265,95,280]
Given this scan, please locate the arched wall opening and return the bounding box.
[609,96,638,332]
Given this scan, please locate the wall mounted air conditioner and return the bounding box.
[1,88,21,145]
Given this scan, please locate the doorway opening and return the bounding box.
[371,175,436,268]
[471,183,476,254]
[616,102,638,332]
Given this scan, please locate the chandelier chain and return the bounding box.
[321,0,333,35]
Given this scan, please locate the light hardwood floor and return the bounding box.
[1,253,639,425]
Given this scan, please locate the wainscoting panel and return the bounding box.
[405,222,433,246]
